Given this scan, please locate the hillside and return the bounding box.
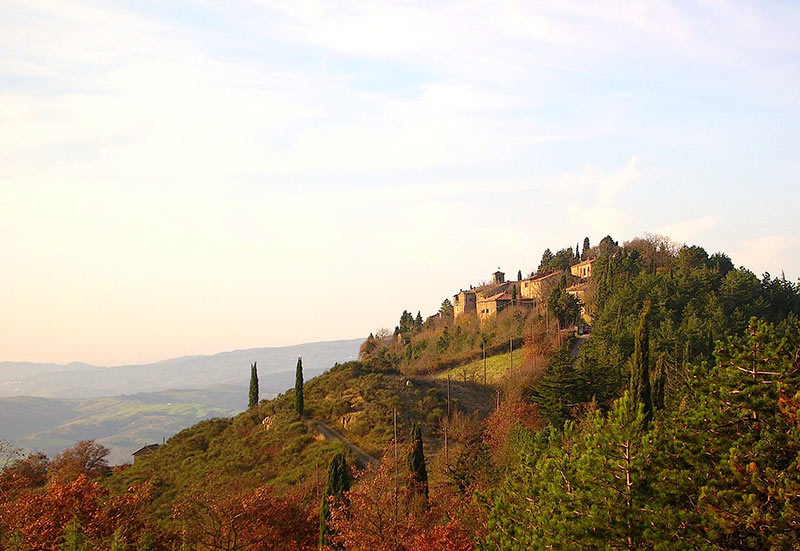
[3,235,800,551]
[106,360,495,527]
[0,339,362,464]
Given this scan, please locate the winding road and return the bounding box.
[314,420,379,468]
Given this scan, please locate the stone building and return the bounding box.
[454,270,520,321]
[453,289,477,320]
[520,271,579,301]
[453,264,593,323]
[570,258,596,279]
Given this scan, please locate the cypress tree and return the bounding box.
[408,423,428,500]
[320,452,350,549]
[248,362,259,408]
[295,357,304,416]
[652,352,667,411]
[631,301,652,425]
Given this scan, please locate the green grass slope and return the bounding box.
[107,360,495,523]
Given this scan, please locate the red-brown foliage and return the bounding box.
[0,474,155,551]
[49,440,110,483]
[172,478,315,551]
[483,398,542,463]
[328,446,480,551]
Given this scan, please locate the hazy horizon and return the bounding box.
[3,1,799,365]
[0,336,364,368]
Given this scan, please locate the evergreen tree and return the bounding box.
[630,301,652,425]
[485,393,654,550]
[248,362,259,409]
[439,298,454,318]
[532,342,584,427]
[537,248,554,275]
[320,452,350,549]
[582,236,590,260]
[408,423,428,500]
[295,357,304,416]
[414,311,423,328]
[517,269,522,281]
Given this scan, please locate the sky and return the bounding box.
[2,0,799,366]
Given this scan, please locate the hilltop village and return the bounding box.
[452,258,595,325]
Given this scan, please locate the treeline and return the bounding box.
[481,235,800,550]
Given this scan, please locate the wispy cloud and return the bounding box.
[558,158,641,239]
[656,215,721,244]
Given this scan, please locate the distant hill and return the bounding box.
[0,338,363,398]
[0,338,363,463]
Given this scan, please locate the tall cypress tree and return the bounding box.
[320,452,350,549]
[295,357,304,416]
[408,423,428,500]
[248,362,259,408]
[631,301,652,425]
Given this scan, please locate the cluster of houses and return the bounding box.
[452,258,595,324]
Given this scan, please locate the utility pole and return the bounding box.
[393,407,398,551]
[445,373,450,466]
[483,341,487,386]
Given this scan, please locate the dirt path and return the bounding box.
[314,420,378,467]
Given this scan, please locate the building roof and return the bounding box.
[473,280,514,298]
[477,292,513,303]
[523,271,562,284]
[132,444,160,456]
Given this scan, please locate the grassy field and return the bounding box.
[433,350,522,386]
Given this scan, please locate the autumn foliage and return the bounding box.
[327,446,476,551]
[173,478,316,551]
[0,474,155,551]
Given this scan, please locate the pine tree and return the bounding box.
[248,362,259,408]
[414,311,423,328]
[630,301,652,425]
[320,452,350,549]
[531,343,584,427]
[408,423,428,500]
[517,269,522,281]
[582,237,590,260]
[295,357,304,416]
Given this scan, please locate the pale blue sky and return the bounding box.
[1,1,798,365]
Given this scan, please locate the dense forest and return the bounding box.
[2,234,799,551]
